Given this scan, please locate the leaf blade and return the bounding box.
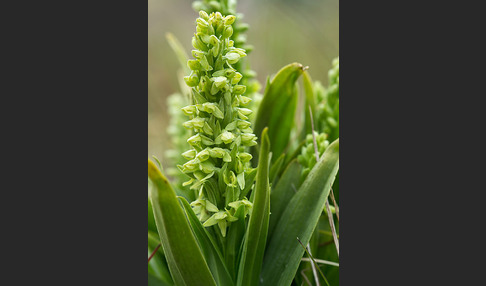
[148,159,217,286]
[252,63,305,163]
[260,139,339,286]
[178,196,235,286]
[237,128,271,286]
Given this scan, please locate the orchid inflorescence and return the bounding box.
[179,11,257,237]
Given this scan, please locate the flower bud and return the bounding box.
[211,42,220,57]
[224,52,240,64]
[192,35,207,51]
[231,72,243,84]
[208,147,226,158]
[236,120,251,129]
[224,15,236,25]
[233,48,247,57]
[209,35,220,46]
[220,131,235,144]
[223,25,233,38]
[182,149,196,160]
[187,134,201,146]
[212,76,227,88]
[184,74,199,87]
[187,59,201,71]
[238,152,252,163]
[199,10,209,21]
[196,149,210,161]
[222,150,232,162]
[238,95,251,106]
[233,85,246,95]
[181,105,197,116]
[192,49,205,59]
[182,159,199,172]
[200,102,224,119]
[241,133,256,144]
[184,117,205,129]
[236,159,244,173]
[196,18,209,29]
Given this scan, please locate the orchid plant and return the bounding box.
[148,1,339,286]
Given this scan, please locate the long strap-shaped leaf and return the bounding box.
[252,63,305,163]
[267,159,302,241]
[148,231,173,285]
[178,197,234,286]
[148,160,217,286]
[260,139,339,286]
[237,128,271,286]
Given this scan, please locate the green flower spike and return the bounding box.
[180,11,256,237]
[316,57,339,141]
[297,131,330,182]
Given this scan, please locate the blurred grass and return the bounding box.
[148,0,339,166]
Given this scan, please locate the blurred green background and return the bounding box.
[148,0,339,161]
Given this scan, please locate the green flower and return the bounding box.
[180,11,257,236]
[192,0,263,123]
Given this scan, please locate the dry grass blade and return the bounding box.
[325,200,339,256]
[329,187,339,222]
[297,237,330,286]
[308,106,339,257]
[307,242,320,286]
[301,258,339,267]
[300,269,313,286]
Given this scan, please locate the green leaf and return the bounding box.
[269,152,286,186]
[148,159,217,286]
[149,272,173,286]
[252,63,306,163]
[266,159,302,241]
[148,198,158,234]
[260,139,339,286]
[236,128,271,286]
[281,138,306,171]
[225,205,246,281]
[302,70,317,138]
[178,196,234,286]
[148,231,173,285]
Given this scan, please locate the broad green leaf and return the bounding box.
[260,139,339,286]
[225,205,246,281]
[267,159,302,241]
[269,153,286,186]
[149,272,173,286]
[148,159,216,286]
[252,63,305,163]
[282,138,306,171]
[148,231,173,285]
[237,128,271,286]
[178,197,234,286]
[148,198,158,234]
